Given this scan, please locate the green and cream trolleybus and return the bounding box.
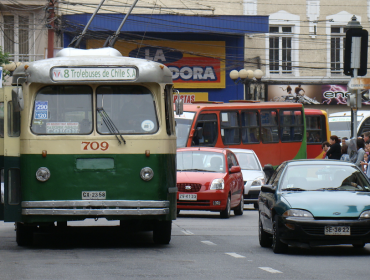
[0,47,177,245]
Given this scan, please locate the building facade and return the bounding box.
[243,0,370,114]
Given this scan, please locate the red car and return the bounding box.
[177,147,244,218]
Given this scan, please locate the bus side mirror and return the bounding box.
[175,97,183,115]
[263,164,274,181]
[12,87,24,112]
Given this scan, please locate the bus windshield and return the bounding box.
[174,112,195,148]
[31,85,93,134]
[97,86,158,134]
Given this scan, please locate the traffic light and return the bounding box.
[343,27,368,76]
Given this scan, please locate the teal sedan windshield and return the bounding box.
[280,165,370,192]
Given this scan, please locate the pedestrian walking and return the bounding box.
[326,135,341,160]
[321,141,331,159]
[340,143,350,162]
[355,138,366,167]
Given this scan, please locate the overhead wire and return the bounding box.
[0,0,364,72]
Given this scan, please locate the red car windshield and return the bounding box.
[177,151,225,173]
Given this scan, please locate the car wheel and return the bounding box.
[153,221,172,245]
[259,215,272,248]
[254,202,259,210]
[220,195,231,219]
[16,222,35,246]
[233,194,244,216]
[272,215,288,254]
[353,243,365,248]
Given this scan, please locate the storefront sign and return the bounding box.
[87,40,225,89]
[268,84,370,105]
[173,92,209,104]
[51,67,137,81]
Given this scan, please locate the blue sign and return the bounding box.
[35,101,48,111]
[35,110,48,120]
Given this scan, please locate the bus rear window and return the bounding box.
[31,86,93,135]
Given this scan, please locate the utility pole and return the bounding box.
[47,0,57,58]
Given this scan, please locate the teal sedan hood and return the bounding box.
[281,191,370,218]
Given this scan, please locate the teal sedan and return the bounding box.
[258,160,370,254]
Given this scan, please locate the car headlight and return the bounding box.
[360,210,370,219]
[251,177,265,187]
[282,209,314,218]
[140,167,154,181]
[210,179,224,190]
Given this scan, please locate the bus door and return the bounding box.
[3,86,22,222]
[190,111,219,147]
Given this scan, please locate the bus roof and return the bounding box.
[182,102,303,111]
[329,111,370,117]
[12,47,173,85]
[304,108,327,116]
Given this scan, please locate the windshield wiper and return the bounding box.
[281,187,307,191]
[313,188,342,191]
[97,107,126,145]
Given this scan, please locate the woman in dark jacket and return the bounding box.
[326,135,342,160]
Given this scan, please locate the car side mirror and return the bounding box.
[261,184,276,193]
[229,166,241,173]
[263,164,274,181]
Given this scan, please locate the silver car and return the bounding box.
[229,149,266,209]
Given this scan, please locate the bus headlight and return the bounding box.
[140,167,154,181]
[36,167,50,182]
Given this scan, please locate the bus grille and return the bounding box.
[177,183,202,192]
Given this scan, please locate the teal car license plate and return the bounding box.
[324,226,350,235]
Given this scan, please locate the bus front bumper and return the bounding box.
[21,200,170,216]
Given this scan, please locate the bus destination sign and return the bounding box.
[51,67,137,81]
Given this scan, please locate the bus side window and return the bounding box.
[220,111,240,145]
[8,101,20,137]
[261,110,278,143]
[191,113,218,146]
[306,116,323,143]
[280,110,303,142]
[241,110,259,144]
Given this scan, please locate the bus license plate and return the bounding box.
[179,194,197,201]
[82,191,106,200]
[324,226,350,235]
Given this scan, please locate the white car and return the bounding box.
[229,148,266,209]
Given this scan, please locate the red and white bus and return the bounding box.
[175,101,306,167]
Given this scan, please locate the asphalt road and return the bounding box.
[0,206,370,280]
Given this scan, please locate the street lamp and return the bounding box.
[229,69,264,100]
